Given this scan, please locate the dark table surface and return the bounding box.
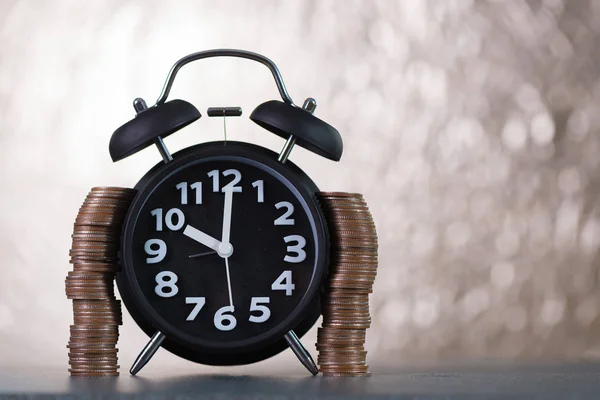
[2,363,600,399]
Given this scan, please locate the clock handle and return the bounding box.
[154,49,297,107]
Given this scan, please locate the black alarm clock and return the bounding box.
[109,50,343,375]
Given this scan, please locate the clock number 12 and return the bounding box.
[208,169,242,192]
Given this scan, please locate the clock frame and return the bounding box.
[116,141,330,365]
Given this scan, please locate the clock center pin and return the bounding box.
[217,242,234,258]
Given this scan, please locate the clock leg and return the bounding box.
[130,331,166,375]
[284,330,319,376]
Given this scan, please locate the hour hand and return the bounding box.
[183,225,221,252]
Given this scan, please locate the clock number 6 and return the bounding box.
[214,305,237,331]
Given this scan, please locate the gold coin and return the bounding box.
[321,320,371,327]
[90,186,136,193]
[69,359,118,364]
[69,360,118,366]
[67,271,114,278]
[69,258,119,265]
[70,242,119,250]
[68,333,119,339]
[317,192,364,199]
[320,370,370,374]
[72,263,120,273]
[68,340,118,346]
[70,324,118,331]
[69,367,119,373]
[73,225,121,234]
[66,294,115,300]
[73,310,121,316]
[320,366,370,372]
[71,232,120,239]
[321,372,371,377]
[69,372,119,377]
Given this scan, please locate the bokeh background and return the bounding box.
[2,0,600,373]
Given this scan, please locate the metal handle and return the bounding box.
[155,49,296,107]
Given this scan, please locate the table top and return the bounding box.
[1,363,600,399]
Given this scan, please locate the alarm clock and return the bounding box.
[109,50,343,375]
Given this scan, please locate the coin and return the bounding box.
[315,192,377,377]
[73,317,123,325]
[72,300,120,306]
[72,263,120,273]
[69,372,119,377]
[69,359,120,365]
[66,187,135,376]
[320,370,371,377]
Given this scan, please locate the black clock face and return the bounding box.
[119,142,328,358]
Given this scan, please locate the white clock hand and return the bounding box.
[221,188,234,246]
[220,188,235,309]
[224,257,234,309]
[183,225,221,253]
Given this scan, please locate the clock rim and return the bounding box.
[117,141,329,364]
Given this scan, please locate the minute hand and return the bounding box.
[221,189,234,246]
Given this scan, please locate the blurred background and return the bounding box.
[2,0,600,373]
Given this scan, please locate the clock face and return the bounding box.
[119,142,328,359]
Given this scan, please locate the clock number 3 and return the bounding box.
[284,235,306,263]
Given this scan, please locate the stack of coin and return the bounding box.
[66,187,136,376]
[316,192,377,377]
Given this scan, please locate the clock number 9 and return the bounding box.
[145,239,167,264]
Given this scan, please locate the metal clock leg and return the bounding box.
[284,330,319,376]
[130,331,166,375]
